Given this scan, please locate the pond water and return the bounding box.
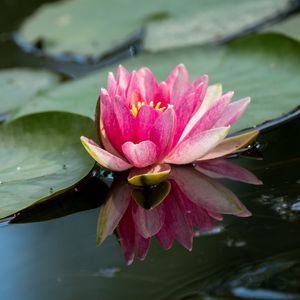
[0,116,299,300]
[1,1,300,299]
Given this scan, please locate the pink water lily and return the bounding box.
[81,64,256,181]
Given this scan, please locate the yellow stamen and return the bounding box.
[155,102,162,110]
[130,100,171,118]
[131,104,138,117]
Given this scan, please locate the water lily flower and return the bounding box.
[81,64,257,183]
[96,164,260,265]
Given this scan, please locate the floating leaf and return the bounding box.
[13,34,300,133]
[265,14,300,43]
[0,68,59,119]
[144,0,290,51]
[18,0,289,56]
[0,112,96,219]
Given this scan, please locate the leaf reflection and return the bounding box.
[97,161,262,265]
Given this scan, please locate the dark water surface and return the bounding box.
[1,1,300,299]
[1,118,300,300]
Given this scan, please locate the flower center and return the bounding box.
[130,101,170,117]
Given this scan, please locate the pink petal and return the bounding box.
[122,140,158,168]
[99,114,121,158]
[195,158,262,185]
[165,127,230,164]
[172,92,198,145]
[114,95,136,142]
[153,81,170,106]
[135,105,158,141]
[178,92,233,143]
[126,70,140,104]
[150,108,176,158]
[181,83,223,139]
[107,72,117,98]
[132,202,165,238]
[172,77,208,146]
[100,89,124,154]
[214,97,251,127]
[116,65,131,100]
[198,130,259,161]
[80,136,132,171]
[136,67,158,103]
[96,180,131,245]
[166,64,190,104]
[170,166,251,217]
[190,74,209,113]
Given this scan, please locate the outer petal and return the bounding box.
[100,89,124,154]
[214,97,251,127]
[198,130,259,161]
[170,166,251,217]
[165,127,230,164]
[96,180,131,245]
[122,140,158,168]
[181,83,223,139]
[116,65,131,99]
[195,158,262,185]
[107,72,117,98]
[178,91,233,143]
[150,108,176,158]
[80,136,132,171]
[166,64,190,104]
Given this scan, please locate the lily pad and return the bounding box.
[0,68,59,119]
[144,0,290,52]
[13,34,300,133]
[18,0,289,56]
[0,112,96,219]
[265,13,300,43]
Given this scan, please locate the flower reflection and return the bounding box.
[96,161,262,265]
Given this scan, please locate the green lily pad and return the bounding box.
[0,112,96,219]
[18,0,288,56]
[13,34,300,133]
[144,0,289,52]
[265,13,300,43]
[0,68,59,119]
